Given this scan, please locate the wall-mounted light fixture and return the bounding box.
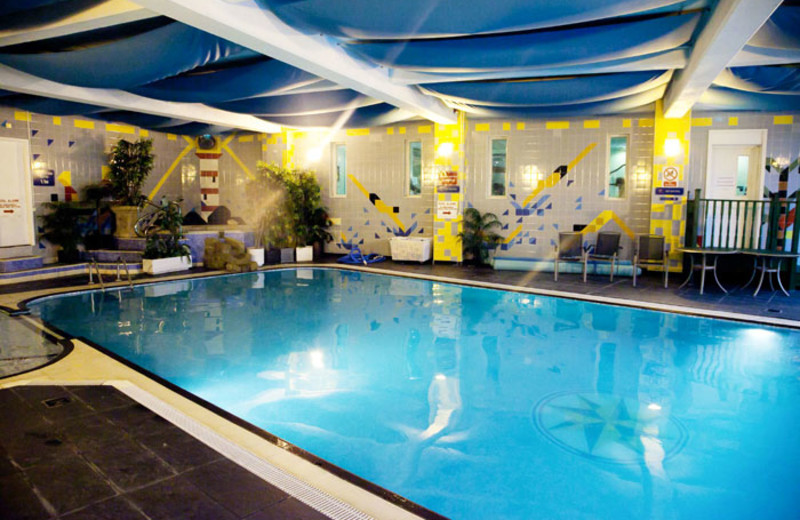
[664,137,681,157]
[436,141,454,158]
[306,146,323,163]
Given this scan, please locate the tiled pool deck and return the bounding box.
[1,257,798,520]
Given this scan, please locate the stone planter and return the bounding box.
[142,255,191,275]
[266,247,281,265]
[295,245,313,262]
[112,205,139,238]
[248,247,265,267]
[280,247,294,263]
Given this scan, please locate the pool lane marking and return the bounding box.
[148,136,195,200]
[521,143,596,208]
[348,174,406,232]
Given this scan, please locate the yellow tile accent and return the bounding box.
[417,125,432,134]
[74,119,95,130]
[261,145,268,151]
[638,119,654,127]
[387,127,395,135]
[450,128,459,139]
[652,204,665,213]
[502,122,510,131]
[330,217,342,226]
[691,117,713,127]
[52,116,62,126]
[515,122,525,131]
[14,111,30,122]
[168,134,177,141]
[346,128,370,136]
[728,117,738,126]
[475,123,490,132]
[101,165,110,180]
[623,119,632,128]
[139,129,149,138]
[57,171,71,187]
[267,135,278,145]
[238,135,254,143]
[105,123,135,134]
[774,115,794,125]
[546,121,569,130]
[399,127,406,135]
[583,120,600,129]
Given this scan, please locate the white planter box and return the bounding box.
[142,255,192,275]
[390,237,432,263]
[295,245,313,262]
[248,248,265,267]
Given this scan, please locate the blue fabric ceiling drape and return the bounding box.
[696,86,800,112]
[714,66,800,94]
[262,0,701,39]
[461,85,666,118]
[0,94,105,115]
[260,103,413,128]
[0,23,255,89]
[424,70,672,106]
[212,90,380,116]
[132,59,321,103]
[348,13,700,72]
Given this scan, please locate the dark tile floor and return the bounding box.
[0,385,329,520]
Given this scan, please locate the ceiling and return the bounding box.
[0,0,798,135]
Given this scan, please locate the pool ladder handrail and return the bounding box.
[88,257,105,290]
[116,256,134,290]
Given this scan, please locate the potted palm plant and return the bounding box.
[292,169,332,261]
[457,207,504,266]
[256,163,331,263]
[108,138,153,238]
[39,201,85,264]
[141,199,192,275]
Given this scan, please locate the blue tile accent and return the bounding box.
[0,256,44,273]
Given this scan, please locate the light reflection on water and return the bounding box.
[31,269,800,520]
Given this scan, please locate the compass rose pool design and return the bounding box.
[29,268,800,519]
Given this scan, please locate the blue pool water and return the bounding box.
[30,269,800,519]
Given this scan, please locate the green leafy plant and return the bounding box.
[255,163,332,248]
[39,201,86,263]
[457,207,504,265]
[142,200,191,259]
[108,138,154,206]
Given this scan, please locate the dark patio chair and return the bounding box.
[633,234,669,288]
[583,231,621,283]
[554,232,584,282]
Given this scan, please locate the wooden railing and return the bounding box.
[686,189,800,289]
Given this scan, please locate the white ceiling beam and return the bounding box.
[0,1,157,48]
[663,0,781,118]
[133,0,457,125]
[0,64,281,133]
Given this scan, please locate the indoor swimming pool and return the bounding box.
[29,268,800,519]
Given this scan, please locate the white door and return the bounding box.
[0,137,34,248]
[704,130,767,249]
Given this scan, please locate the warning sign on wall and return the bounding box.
[437,200,459,220]
[661,166,680,187]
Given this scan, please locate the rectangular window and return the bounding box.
[333,144,346,196]
[408,141,422,196]
[608,136,628,199]
[490,138,507,197]
[735,155,749,196]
